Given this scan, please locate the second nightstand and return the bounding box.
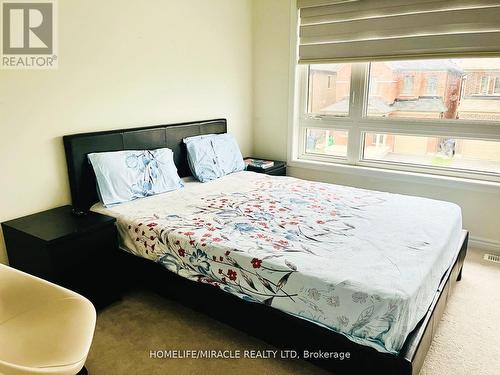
[1,205,121,308]
[245,159,287,176]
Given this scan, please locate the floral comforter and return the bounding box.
[92,171,462,354]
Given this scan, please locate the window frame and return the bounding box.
[494,77,500,95]
[294,62,500,183]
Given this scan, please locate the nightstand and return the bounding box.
[245,159,287,176]
[1,205,121,309]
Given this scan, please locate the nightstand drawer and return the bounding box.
[265,166,287,176]
[50,224,117,280]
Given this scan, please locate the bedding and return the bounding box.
[184,133,245,182]
[88,148,183,206]
[91,172,462,354]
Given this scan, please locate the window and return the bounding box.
[366,59,500,121]
[426,76,438,96]
[402,76,414,95]
[305,128,348,157]
[363,134,500,175]
[296,58,500,181]
[308,64,351,116]
[480,77,489,95]
[495,77,500,95]
[475,75,500,96]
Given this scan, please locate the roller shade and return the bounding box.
[297,0,500,63]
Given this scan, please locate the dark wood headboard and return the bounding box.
[63,119,227,211]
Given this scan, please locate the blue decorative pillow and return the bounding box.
[88,148,183,207]
[184,133,245,182]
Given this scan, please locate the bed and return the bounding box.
[63,119,468,374]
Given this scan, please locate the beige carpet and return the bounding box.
[87,248,500,374]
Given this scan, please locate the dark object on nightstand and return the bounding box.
[245,159,287,176]
[1,205,121,309]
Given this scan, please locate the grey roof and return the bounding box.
[321,97,447,114]
[320,98,349,113]
[392,98,448,113]
[387,60,463,74]
[321,97,393,114]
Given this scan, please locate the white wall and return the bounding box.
[252,0,291,160]
[252,0,500,249]
[0,0,253,264]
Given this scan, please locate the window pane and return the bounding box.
[367,58,500,121]
[426,76,438,96]
[402,76,414,95]
[308,64,351,116]
[494,77,500,94]
[306,128,348,157]
[363,133,500,174]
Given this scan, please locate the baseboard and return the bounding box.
[469,236,500,253]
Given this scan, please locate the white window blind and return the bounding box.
[297,0,500,64]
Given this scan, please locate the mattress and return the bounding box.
[91,171,462,354]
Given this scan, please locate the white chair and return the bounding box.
[0,264,96,375]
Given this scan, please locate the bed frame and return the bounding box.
[63,119,468,375]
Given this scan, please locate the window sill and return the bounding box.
[288,158,500,194]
